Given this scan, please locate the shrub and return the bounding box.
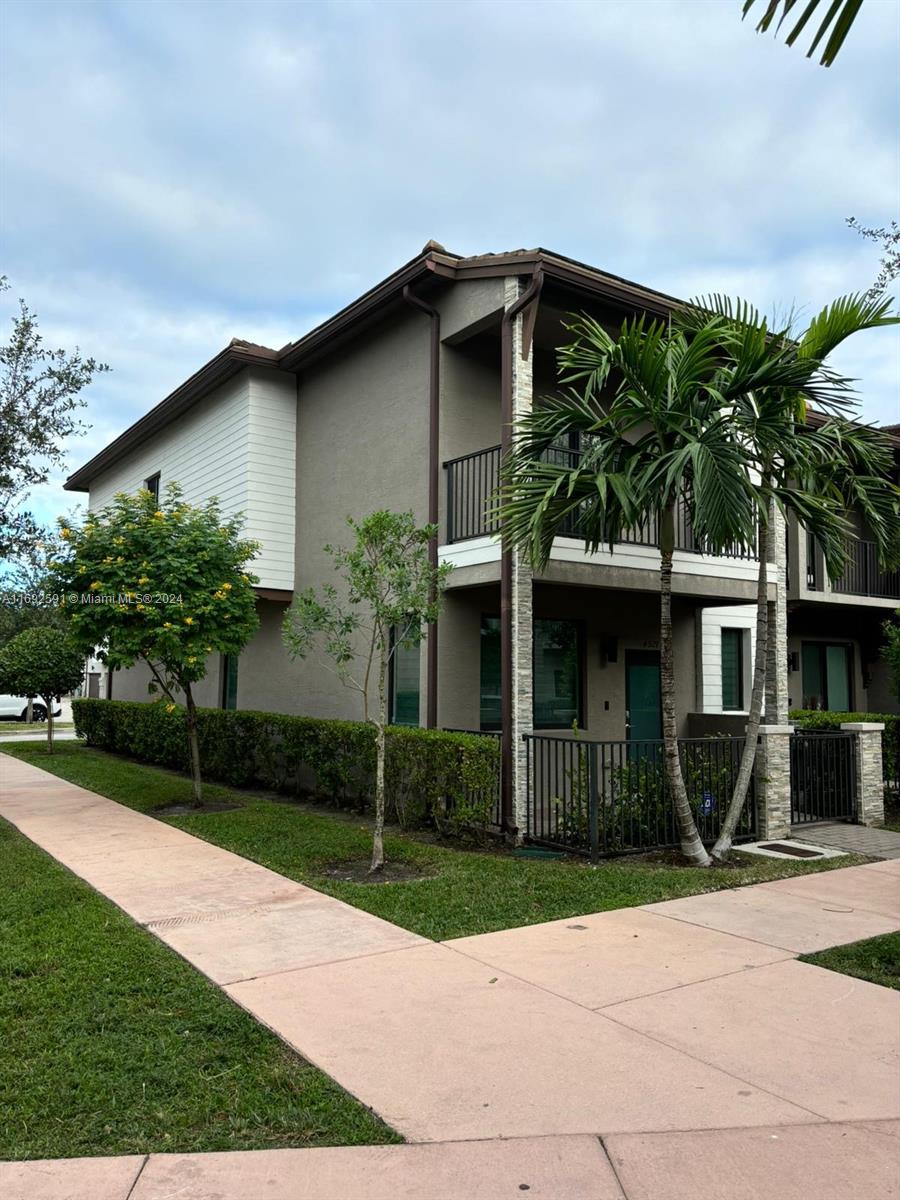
[790,709,899,792]
[72,699,499,836]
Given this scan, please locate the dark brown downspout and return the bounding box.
[499,268,544,833]
[403,285,440,729]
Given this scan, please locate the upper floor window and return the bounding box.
[721,628,745,711]
[144,472,160,502]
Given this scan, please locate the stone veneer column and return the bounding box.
[765,505,790,724]
[505,277,534,836]
[754,724,793,839]
[841,723,886,827]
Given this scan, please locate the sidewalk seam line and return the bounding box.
[443,941,794,1012]
[638,907,813,953]
[124,1153,149,1200]
[441,944,825,1122]
[598,1134,631,1200]
[226,941,429,986]
[598,1004,831,1124]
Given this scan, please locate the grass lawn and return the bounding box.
[2,741,867,942]
[0,721,74,734]
[801,932,900,990]
[0,817,397,1161]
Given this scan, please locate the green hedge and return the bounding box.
[790,709,899,790]
[72,699,501,835]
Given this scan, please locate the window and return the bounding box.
[221,654,238,710]
[389,631,420,726]
[144,472,160,501]
[479,615,584,731]
[533,618,583,729]
[721,628,744,711]
[801,642,852,711]
[480,617,502,730]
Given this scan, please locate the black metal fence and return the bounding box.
[444,443,756,559]
[444,447,502,543]
[524,733,755,859]
[790,730,856,824]
[442,728,502,830]
[832,539,900,600]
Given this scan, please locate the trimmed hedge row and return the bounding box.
[72,699,500,835]
[790,709,899,791]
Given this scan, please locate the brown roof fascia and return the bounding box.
[277,252,439,372]
[65,340,280,492]
[254,586,293,603]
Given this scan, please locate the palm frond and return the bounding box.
[743,0,865,68]
[800,292,899,360]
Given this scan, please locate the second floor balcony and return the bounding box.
[443,444,758,561]
[803,531,900,601]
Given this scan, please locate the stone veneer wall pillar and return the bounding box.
[505,277,534,837]
[754,724,793,839]
[765,505,790,724]
[841,723,886,827]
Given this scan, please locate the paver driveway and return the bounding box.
[2,752,898,1199]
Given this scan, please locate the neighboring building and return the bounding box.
[64,243,900,825]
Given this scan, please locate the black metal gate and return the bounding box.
[790,731,856,825]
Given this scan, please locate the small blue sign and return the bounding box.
[700,791,716,815]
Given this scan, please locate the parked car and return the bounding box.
[0,694,63,722]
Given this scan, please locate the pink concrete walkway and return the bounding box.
[2,752,899,1199]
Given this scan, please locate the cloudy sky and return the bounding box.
[2,0,899,532]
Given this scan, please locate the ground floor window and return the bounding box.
[480,615,584,730]
[801,641,852,711]
[221,654,239,710]
[390,632,420,726]
[721,628,745,711]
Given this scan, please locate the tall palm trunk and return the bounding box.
[659,505,710,866]
[711,511,770,860]
[184,682,203,809]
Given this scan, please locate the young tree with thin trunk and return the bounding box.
[500,310,850,866]
[0,627,84,753]
[282,511,451,873]
[50,485,259,806]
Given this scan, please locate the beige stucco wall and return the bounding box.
[110,654,222,709]
[436,581,698,739]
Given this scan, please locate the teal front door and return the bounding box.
[626,651,662,742]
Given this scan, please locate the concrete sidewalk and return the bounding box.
[1,752,899,1199]
[4,1122,899,1200]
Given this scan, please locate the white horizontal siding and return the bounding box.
[246,370,296,591]
[700,605,755,713]
[87,367,296,591]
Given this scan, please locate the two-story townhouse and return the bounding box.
[700,422,900,721]
[65,243,897,830]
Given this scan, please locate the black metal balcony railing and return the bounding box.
[832,539,900,599]
[444,444,756,560]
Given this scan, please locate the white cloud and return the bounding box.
[1,0,897,527]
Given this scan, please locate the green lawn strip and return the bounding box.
[800,932,900,990]
[2,741,869,942]
[0,722,75,734]
[0,817,398,1161]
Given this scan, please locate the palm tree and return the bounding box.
[743,0,864,67]
[687,293,900,859]
[500,311,841,866]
